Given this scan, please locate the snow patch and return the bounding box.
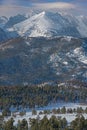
[63,61,68,65]
[74,47,87,64]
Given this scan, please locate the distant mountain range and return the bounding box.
[0,11,87,42]
[0,11,87,86]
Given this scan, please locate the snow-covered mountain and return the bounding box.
[13,12,50,37]
[11,11,87,38]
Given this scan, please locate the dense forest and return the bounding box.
[0,115,87,130]
[0,84,87,111]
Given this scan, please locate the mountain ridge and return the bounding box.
[10,11,87,38]
[0,36,87,85]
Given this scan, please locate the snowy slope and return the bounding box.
[11,11,87,38]
[13,12,51,37]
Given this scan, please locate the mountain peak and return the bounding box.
[13,11,51,37]
[38,11,45,16]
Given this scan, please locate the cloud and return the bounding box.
[33,2,75,9]
[0,0,87,8]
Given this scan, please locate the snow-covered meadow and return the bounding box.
[2,103,87,126]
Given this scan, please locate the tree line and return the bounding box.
[0,85,87,111]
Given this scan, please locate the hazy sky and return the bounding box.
[0,0,86,16]
[0,0,87,6]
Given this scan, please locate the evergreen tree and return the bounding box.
[19,119,28,130]
[3,118,16,130]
